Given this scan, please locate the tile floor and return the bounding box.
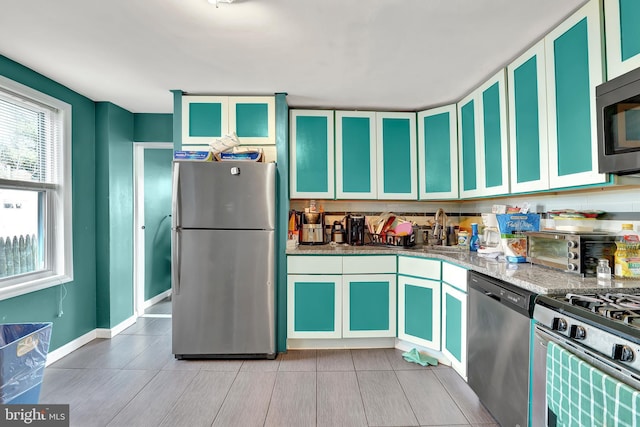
[40,299,498,427]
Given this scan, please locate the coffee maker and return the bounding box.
[346,214,365,245]
[299,211,326,245]
[478,213,503,254]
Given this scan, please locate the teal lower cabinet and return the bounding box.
[287,274,342,339]
[342,274,396,338]
[397,256,442,351]
[441,262,468,380]
[287,255,397,343]
[397,275,441,350]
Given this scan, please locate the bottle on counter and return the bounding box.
[614,223,640,278]
[469,223,480,252]
[596,258,611,284]
[458,230,469,249]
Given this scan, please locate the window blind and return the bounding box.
[0,88,60,185]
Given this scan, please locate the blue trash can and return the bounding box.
[0,322,52,404]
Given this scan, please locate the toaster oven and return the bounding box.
[525,231,616,276]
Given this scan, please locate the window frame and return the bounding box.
[0,75,73,301]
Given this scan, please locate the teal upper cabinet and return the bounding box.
[228,96,276,145]
[182,96,228,147]
[605,0,640,79]
[181,95,275,147]
[507,40,549,193]
[545,0,607,188]
[417,105,459,200]
[376,112,418,200]
[458,94,478,197]
[290,110,335,199]
[335,111,377,199]
[458,70,509,198]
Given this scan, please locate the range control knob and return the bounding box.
[567,240,578,248]
[567,263,578,271]
[612,344,635,362]
[552,317,568,332]
[568,252,579,260]
[569,325,587,340]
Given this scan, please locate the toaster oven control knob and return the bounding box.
[567,263,578,271]
[568,252,579,260]
[567,240,578,248]
[612,344,635,362]
[569,325,586,340]
[552,317,568,332]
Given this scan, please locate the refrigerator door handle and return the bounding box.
[172,162,181,295]
[171,162,180,230]
[172,227,181,295]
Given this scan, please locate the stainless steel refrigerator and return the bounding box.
[171,161,276,359]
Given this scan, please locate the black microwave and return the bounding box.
[596,66,640,175]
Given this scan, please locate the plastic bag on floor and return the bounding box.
[401,348,438,367]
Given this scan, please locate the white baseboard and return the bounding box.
[95,315,137,339]
[143,289,171,310]
[286,337,452,368]
[287,337,395,350]
[46,329,97,366]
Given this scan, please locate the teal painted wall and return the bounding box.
[275,93,289,353]
[171,90,182,150]
[0,54,97,351]
[96,103,136,328]
[134,113,173,142]
[95,104,111,329]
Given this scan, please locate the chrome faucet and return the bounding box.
[433,208,448,245]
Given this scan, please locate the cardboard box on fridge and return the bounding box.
[173,150,214,161]
[496,213,541,263]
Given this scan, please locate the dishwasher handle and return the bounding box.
[485,291,501,302]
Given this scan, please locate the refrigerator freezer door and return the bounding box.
[174,161,276,230]
[172,229,275,357]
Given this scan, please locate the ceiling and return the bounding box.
[0,0,586,113]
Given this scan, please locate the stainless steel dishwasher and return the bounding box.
[467,271,537,427]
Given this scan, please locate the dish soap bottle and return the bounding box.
[469,223,480,252]
[615,224,640,278]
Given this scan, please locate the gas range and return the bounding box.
[533,291,640,425]
[534,292,640,374]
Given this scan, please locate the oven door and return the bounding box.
[526,233,569,272]
[532,324,640,427]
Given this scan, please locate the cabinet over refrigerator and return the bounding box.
[171,160,276,359]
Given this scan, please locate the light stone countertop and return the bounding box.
[286,244,640,295]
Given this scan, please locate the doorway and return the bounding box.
[133,143,174,318]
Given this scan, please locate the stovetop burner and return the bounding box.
[555,292,640,327]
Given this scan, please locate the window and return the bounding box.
[0,76,72,300]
